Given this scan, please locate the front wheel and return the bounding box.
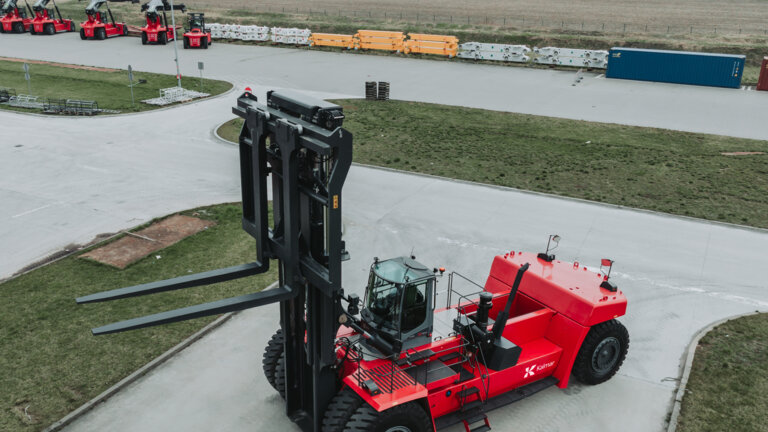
[201,37,208,49]
[183,36,189,49]
[44,23,55,35]
[141,32,147,45]
[69,21,75,32]
[79,28,86,39]
[573,319,629,385]
[341,401,432,432]
[158,31,167,45]
[261,329,283,390]
[29,25,36,35]
[95,28,106,40]
[13,22,24,33]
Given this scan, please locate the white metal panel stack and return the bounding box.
[532,47,609,68]
[270,27,311,45]
[457,42,530,63]
[239,25,270,41]
[143,87,210,106]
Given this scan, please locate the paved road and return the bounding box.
[0,30,766,432]
[64,165,768,432]
[1,31,767,140]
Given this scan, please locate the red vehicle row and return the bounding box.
[1,0,211,49]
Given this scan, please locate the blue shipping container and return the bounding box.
[606,48,745,89]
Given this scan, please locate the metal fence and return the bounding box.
[247,4,768,37]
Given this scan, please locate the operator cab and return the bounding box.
[361,257,435,353]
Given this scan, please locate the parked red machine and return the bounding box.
[29,0,74,35]
[0,0,33,33]
[139,0,184,45]
[78,91,630,432]
[182,12,210,49]
[79,0,127,40]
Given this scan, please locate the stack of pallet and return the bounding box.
[457,42,531,63]
[404,34,458,57]
[310,33,358,49]
[355,30,405,52]
[271,27,311,45]
[533,47,609,68]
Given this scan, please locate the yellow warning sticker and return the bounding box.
[333,195,339,209]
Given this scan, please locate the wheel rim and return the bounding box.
[384,427,412,432]
[592,337,620,374]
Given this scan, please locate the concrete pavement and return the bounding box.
[0,31,767,140]
[62,165,768,432]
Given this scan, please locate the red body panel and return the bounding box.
[1,10,33,32]
[80,13,125,39]
[31,10,72,34]
[487,252,627,327]
[183,28,210,47]
[337,251,627,428]
[141,15,176,42]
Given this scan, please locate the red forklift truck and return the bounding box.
[29,0,74,35]
[79,0,126,40]
[182,12,210,49]
[77,91,629,432]
[139,0,184,45]
[0,0,33,33]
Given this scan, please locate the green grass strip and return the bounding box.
[219,99,768,229]
[0,203,277,431]
[0,59,232,113]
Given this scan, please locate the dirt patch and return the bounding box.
[80,215,216,269]
[0,56,119,73]
[721,151,765,156]
[11,401,38,425]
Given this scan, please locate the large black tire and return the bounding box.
[29,25,36,35]
[0,24,5,33]
[159,31,167,45]
[141,32,148,45]
[13,22,24,33]
[79,28,86,39]
[183,36,189,49]
[262,329,284,390]
[573,319,629,385]
[122,24,128,36]
[344,401,432,432]
[69,21,75,32]
[95,27,106,40]
[44,23,55,35]
[321,388,366,432]
[201,37,208,49]
[274,356,286,399]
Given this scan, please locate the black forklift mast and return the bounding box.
[76,90,353,432]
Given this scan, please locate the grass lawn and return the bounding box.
[0,59,232,113]
[218,99,768,229]
[0,203,277,431]
[677,313,768,432]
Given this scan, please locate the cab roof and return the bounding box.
[372,257,434,285]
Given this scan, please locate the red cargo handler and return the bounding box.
[758,57,768,91]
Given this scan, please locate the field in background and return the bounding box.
[219,100,768,230]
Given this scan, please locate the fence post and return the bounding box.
[714,26,717,34]
[690,26,693,34]
[602,23,605,31]
[623,23,626,34]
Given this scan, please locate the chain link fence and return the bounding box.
[250,3,768,37]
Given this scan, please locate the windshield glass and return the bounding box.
[365,272,401,329]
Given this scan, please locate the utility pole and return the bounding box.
[169,0,182,87]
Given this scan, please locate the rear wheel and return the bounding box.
[183,36,189,49]
[141,31,147,45]
[261,329,283,390]
[44,23,54,35]
[573,319,629,385]
[69,21,75,32]
[13,22,24,33]
[29,25,36,35]
[158,31,167,45]
[122,24,127,36]
[343,401,432,432]
[201,37,208,49]
[95,27,106,40]
[321,388,366,432]
[274,356,286,399]
[79,28,86,39]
